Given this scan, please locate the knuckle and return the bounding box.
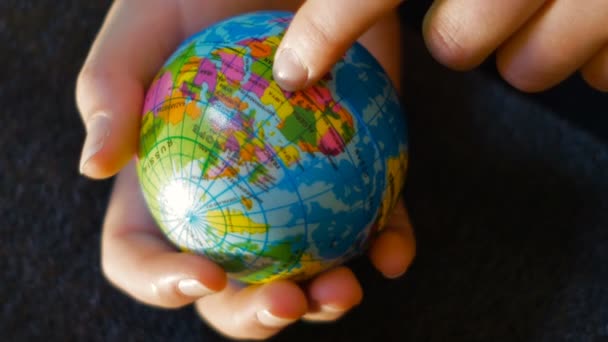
[423,13,474,70]
[495,45,567,93]
[302,12,341,48]
[143,278,187,309]
[581,68,608,92]
[148,282,181,308]
[100,245,185,308]
[75,62,113,113]
[196,306,268,340]
[496,61,546,93]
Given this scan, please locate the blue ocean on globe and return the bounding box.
[136,11,409,283]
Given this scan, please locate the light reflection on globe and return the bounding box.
[136,11,409,284]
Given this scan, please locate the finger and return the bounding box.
[75,0,308,179]
[368,199,416,279]
[301,267,363,322]
[358,15,414,278]
[581,45,608,92]
[76,0,182,179]
[195,280,307,340]
[423,0,546,70]
[101,160,227,308]
[356,10,403,91]
[273,0,401,91]
[496,0,608,92]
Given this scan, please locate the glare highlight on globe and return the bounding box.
[136,11,409,284]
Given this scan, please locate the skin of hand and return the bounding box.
[77,0,605,339]
[76,1,414,340]
[274,0,608,92]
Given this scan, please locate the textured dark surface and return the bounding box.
[1,1,607,341]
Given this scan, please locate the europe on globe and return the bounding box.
[136,11,409,284]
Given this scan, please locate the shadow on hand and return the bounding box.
[278,27,608,342]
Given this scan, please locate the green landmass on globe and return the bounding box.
[136,11,409,284]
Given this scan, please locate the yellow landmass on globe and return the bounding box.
[205,208,268,234]
[262,36,281,49]
[175,56,203,85]
[233,131,266,163]
[257,252,326,284]
[215,46,247,58]
[275,145,300,167]
[155,56,205,125]
[314,110,345,140]
[261,82,293,119]
[295,253,327,278]
[140,111,154,136]
[255,122,268,140]
[376,152,409,230]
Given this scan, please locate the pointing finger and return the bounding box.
[273,0,402,91]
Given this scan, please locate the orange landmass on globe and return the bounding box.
[157,92,202,125]
[240,196,253,210]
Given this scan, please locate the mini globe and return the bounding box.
[136,11,409,284]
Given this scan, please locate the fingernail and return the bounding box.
[320,304,345,314]
[273,48,308,91]
[79,113,111,175]
[256,309,298,328]
[384,269,407,279]
[177,279,214,298]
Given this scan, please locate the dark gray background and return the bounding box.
[1,1,607,341]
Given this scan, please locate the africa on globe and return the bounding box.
[136,11,409,284]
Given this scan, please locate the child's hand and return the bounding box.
[422,0,608,92]
[276,0,607,92]
[76,1,415,340]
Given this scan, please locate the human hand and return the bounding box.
[76,1,415,340]
[273,0,607,93]
[421,0,608,92]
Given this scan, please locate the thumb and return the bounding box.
[75,0,182,179]
[273,0,402,91]
[76,67,143,179]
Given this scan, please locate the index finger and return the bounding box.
[273,0,402,91]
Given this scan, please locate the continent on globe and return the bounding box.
[136,11,409,284]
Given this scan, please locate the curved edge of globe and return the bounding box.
[168,11,297,69]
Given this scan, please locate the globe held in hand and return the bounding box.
[137,11,409,284]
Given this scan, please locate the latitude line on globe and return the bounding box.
[138,14,408,282]
[137,54,186,198]
[178,33,314,269]
[187,38,283,206]
[176,42,202,203]
[182,26,336,270]
[140,52,392,248]
[185,29,300,208]
[140,145,369,236]
[182,41,278,266]
[156,42,198,201]
[184,85,364,220]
